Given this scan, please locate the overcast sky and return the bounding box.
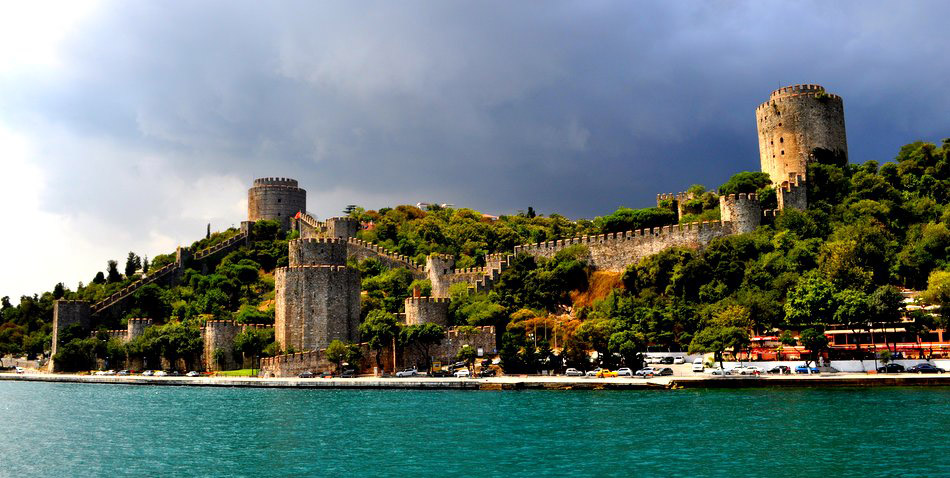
[1,1,948,302]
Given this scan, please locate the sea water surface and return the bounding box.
[0,382,948,477]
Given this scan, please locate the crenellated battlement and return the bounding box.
[127,318,151,324]
[769,83,825,98]
[757,91,842,111]
[292,237,346,245]
[346,238,422,270]
[446,325,495,338]
[405,297,451,304]
[253,177,299,187]
[278,265,352,272]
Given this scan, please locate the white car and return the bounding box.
[15,367,25,374]
[154,370,168,377]
[673,356,686,364]
[186,371,200,377]
[616,367,634,377]
[395,368,418,377]
[564,368,584,377]
[585,368,602,377]
[454,369,470,378]
[142,370,154,376]
[692,358,705,372]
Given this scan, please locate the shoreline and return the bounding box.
[2,372,950,390]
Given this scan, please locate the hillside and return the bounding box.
[1,140,949,372]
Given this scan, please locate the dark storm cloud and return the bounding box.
[4,0,949,220]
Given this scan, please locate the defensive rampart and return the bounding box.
[514,221,733,272]
[201,320,271,371]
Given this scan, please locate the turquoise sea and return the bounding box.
[0,382,948,477]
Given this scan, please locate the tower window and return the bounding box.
[278,198,282,203]
[781,150,785,155]
[770,140,774,145]
[779,137,784,143]
[778,122,782,126]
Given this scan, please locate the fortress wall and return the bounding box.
[777,173,807,210]
[51,301,91,359]
[323,217,360,240]
[346,238,425,277]
[274,265,361,352]
[514,222,734,272]
[127,318,153,342]
[720,193,763,234]
[289,238,347,266]
[404,297,450,327]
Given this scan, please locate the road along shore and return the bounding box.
[2,372,949,390]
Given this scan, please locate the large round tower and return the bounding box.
[755,84,847,187]
[247,177,307,231]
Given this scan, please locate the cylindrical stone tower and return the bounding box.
[288,238,348,267]
[248,177,307,231]
[756,84,847,187]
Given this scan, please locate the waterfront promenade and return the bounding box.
[3,371,949,390]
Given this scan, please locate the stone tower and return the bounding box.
[274,238,361,352]
[247,177,307,231]
[756,84,847,187]
[719,193,762,234]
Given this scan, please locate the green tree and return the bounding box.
[608,329,645,369]
[688,326,749,372]
[799,328,829,369]
[456,345,477,373]
[784,274,837,326]
[125,252,140,277]
[325,340,350,372]
[400,323,446,371]
[106,260,121,283]
[359,310,399,373]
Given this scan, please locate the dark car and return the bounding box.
[654,367,674,376]
[340,369,357,378]
[298,371,315,378]
[429,369,451,378]
[658,357,674,364]
[877,363,905,373]
[167,370,182,377]
[767,365,791,375]
[478,368,496,377]
[319,371,334,378]
[906,363,945,374]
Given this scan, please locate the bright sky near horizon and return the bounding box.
[0,1,948,303]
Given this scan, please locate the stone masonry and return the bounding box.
[248,177,307,231]
[404,297,450,327]
[756,84,847,188]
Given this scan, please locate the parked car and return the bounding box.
[564,368,584,377]
[454,369,471,378]
[692,358,705,373]
[142,370,155,376]
[15,367,25,374]
[795,365,820,374]
[167,370,182,377]
[94,370,115,376]
[673,356,686,364]
[876,363,905,373]
[429,369,451,378]
[658,357,674,364]
[616,367,633,377]
[767,365,791,375]
[478,368,496,377]
[117,370,130,376]
[340,369,357,378]
[906,363,945,374]
[186,371,200,377]
[319,371,334,378]
[654,367,674,376]
[710,367,728,375]
[154,370,167,377]
[586,368,602,377]
[635,367,657,376]
[298,371,315,378]
[395,368,418,377]
[735,365,764,375]
[597,369,618,378]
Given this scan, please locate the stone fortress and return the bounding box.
[50,84,846,375]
